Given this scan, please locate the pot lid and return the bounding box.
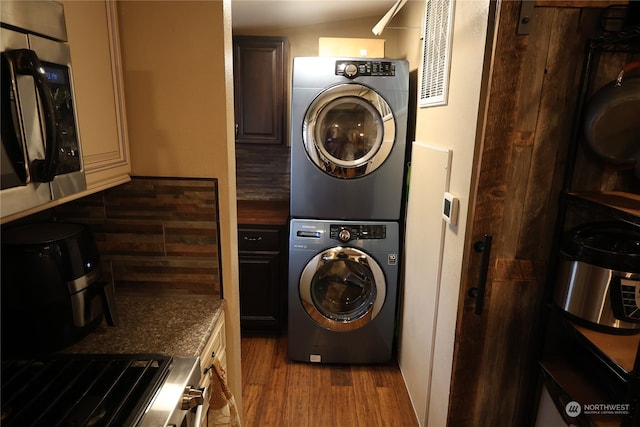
[562,222,640,273]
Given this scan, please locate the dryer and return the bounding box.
[290,57,409,221]
[288,218,400,364]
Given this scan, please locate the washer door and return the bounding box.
[299,246,386,332]
[303,84,395,179]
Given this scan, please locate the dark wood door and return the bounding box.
[233,36,288,145]
[446,3,605,425]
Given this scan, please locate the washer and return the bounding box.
[288,218,400,364]
[290,57,409,221]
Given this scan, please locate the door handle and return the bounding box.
[468,234,492,315]
[5,49,59,182]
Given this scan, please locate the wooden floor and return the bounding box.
[241,334,419,426]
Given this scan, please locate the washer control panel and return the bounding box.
[335,60,396,79]
[330,224,387,242]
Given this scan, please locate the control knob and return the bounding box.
[338,228,351,242]
[343,63,358,78]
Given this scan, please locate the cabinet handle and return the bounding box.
[468,234,492,315]
[244,236,263,242]
[203,352,216,375]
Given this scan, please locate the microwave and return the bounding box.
[1,1,86,220]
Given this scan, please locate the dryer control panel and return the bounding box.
[330,224,387,242]
[335,60,396,78]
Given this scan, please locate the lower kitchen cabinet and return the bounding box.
[199,312,227,427]
[238,225,287,333]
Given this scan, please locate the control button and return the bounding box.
[344,63,358,78]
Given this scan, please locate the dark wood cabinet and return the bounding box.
[238,225,287,333]
[233,36,288,145]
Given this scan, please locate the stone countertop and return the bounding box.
[65,294,224,357]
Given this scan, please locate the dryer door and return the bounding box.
[299,246,386,332]
[303,83,395,179]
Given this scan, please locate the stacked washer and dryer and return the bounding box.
[288,57,409,364]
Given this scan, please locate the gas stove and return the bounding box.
[1,353,203,427]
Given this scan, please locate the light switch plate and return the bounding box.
[442,192,459,225]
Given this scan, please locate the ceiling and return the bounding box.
[231,0,409,31]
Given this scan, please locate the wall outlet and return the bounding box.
[442,192,459,225]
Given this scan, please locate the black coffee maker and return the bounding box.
[1,222,118,357]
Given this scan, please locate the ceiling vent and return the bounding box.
[419,0,455,108]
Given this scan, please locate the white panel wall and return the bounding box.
[399,142,451,426]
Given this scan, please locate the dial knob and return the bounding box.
[338,229,351,242]
[344,63,358,78]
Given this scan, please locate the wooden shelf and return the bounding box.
[567,191,640,224]
[237,200,289,226]
[572,323,640,377]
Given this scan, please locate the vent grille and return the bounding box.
[419,0,455,108]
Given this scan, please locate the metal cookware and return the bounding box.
[583,61,640,168]
[554,222,640,332]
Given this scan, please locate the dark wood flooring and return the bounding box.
[241,334,419,426]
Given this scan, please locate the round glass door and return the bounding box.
[299,247,386,332]
[303,84,396,179]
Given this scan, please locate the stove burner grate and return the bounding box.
[1,354,171,427]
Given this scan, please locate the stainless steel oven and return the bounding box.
[1,354,205,427]
[1,1,86,219]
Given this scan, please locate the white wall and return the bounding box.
[396,1,491,425]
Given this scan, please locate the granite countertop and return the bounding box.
[65,294,225,357]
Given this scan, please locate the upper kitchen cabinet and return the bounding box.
[62,0,130,192]
[233,36,288,145]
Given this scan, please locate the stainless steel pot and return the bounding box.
[553,222,640,331]
[583,61,640,170]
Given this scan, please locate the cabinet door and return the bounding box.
[62,1,130,192]
[233,36,287,145]
[238,251,282,330]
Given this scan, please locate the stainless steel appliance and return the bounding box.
[288,218,400,363]
[1,1,86,219]
[1,222,118,357]
[1,354,205,427]
[290,57,409,221]
[554,222,640,331]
